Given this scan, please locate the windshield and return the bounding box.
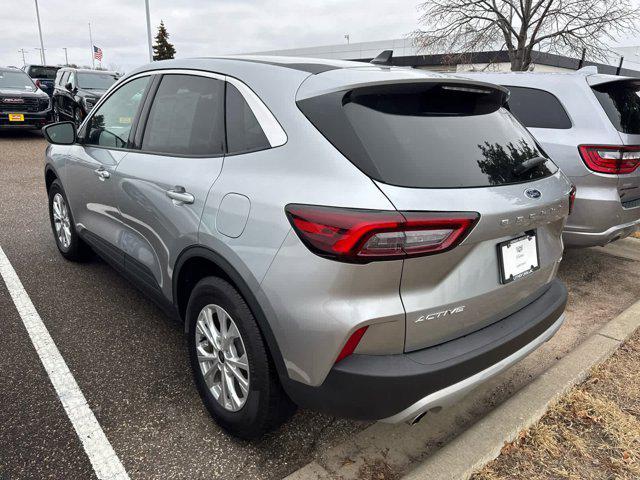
[298,83,556,188]
[77,72,118,90]
[27,66,58,79]
[0,70,35,91]
[592,81,640,134]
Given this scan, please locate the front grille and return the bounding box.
[0,96,48,113]
[622,198,640,209]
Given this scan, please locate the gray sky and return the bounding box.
[0,0,422,72]
[3,1,640,73]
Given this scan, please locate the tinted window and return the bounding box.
[298,83,556,188]
[27,66,58,79]
[0,70,35,90]
[226,83,270,154]
[142,74,225,156]
[85,77,150,149]
[77,72,118,90]
[593,81,640,134]
[505,86,572,129]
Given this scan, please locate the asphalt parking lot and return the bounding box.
[1,130,640,480]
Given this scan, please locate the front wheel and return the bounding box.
[186,277,295,439]
[48,180,90,261]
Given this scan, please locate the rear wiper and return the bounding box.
[514,156,548,175]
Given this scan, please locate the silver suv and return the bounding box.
[43,57,571,439]
[460,69,640,247]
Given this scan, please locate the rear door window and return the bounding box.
[226,83,270,154]
[141,74,225,156]
[298,83,556,188]
[505,86,572,129]
[27,66,58,79]
[592,81,640,134]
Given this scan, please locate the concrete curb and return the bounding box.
[285,299,640,480]
[402,298,640,480]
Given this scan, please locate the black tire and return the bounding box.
[47,179,90,261]
[186,277,295,440]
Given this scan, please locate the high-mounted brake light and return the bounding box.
[568,185,577,215]
[285,204,479,263]
[578,145,640,174]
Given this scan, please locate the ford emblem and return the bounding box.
[525,188,541,199]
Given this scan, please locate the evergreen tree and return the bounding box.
[152,20,176,61]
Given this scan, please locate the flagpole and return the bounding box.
[88,21,95,69]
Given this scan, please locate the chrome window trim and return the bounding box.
[84,68,287,149]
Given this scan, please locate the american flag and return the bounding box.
[93,45,103,61]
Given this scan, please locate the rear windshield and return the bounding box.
[27,66,58,79]
[592,81,640,134]
[77,72,118,90]
[298,83,556,188]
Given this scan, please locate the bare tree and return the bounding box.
[413,0,640,71]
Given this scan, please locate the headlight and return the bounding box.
[84,97,96,110]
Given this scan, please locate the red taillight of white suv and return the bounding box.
[285,204,479,263]
[578,145,640,174]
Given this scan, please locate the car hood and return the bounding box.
[0,87,46,98]
[78,88,107,98]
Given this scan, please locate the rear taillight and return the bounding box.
[578,145,640,174]
[35,79,42,89]
[568,185,577,215]
[285,204,479,263]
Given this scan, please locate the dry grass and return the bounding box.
[473,331,640,480]
[633,231,640,240]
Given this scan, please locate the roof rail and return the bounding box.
[576,66,598,75]
[371,50,393,66]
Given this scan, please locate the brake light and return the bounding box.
[578,145,640,174]
[335,326,368,363]
[285,204,479,263]
[34,79,42,89]
[568,185,577,215]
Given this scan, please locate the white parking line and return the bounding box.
[0,247,130,480]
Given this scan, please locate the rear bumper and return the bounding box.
[563,217,640,247]
[284,279,567,421]
[0,111,50,129]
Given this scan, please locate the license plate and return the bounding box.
[498,233,539,284]
[8,113,24,122]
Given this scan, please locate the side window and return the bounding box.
[141,74,225,156]
[506,86,572,129]
[58,71,69,87]
[226,83,270,154]
[68,72,76,88]
[85,76,150,149]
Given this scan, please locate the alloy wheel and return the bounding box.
[195,304,250,412]
[52,193,72,249]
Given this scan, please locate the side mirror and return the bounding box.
[65,82,74,91]
[43,121,77,145]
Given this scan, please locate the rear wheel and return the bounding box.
[186,277,295,439]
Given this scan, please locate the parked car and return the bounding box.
[52,68,119,125]
[459,69,640,247]
[42,57,572,439]
[0,66,51,130]
[22,64,60,97]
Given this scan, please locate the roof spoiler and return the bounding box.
[371,50,393,66]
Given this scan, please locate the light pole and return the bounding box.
[344,34,350,44]
[34,0,46,64]
[18,48,27,66]
[145,0,153,61]
[63,47,69,65]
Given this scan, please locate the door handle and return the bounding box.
[94,168,110,180]
[166,186,195,205]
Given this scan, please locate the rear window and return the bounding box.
[593,81,640,134]
[505,86,572,129]
[298,83,556,188]
[27,66,58,79]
